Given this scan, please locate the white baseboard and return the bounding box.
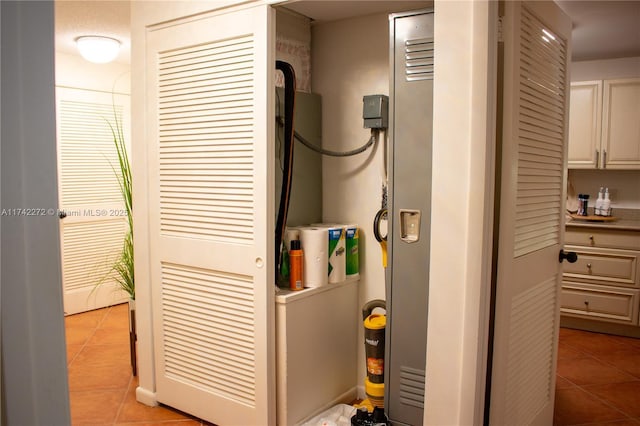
[356,385,366,400]
[136,385,158,407]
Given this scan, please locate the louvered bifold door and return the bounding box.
[145,5,274,425]
[56,87,130,315]
[489,2,571,425]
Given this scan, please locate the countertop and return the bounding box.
[566,208,640,232]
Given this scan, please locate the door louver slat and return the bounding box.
[157,36,255,243]
[59,100,124,207]
[161,262,256,407]
[514,7,567,258]
[62,221,126,291]
[505,277,557,424]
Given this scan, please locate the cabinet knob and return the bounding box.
[589,235,594,244]
[584,300,589,310]
[587,263,592,270]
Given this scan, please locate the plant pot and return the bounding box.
[128,298,137,376]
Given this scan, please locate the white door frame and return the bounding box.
[425,1,498,424]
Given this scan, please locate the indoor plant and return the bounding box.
[106,109,137,375]
[107,111,134,301]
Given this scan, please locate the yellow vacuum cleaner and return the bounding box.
[356,300,386,412]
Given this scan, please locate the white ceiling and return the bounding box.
[556,0,640,61]
[279,0,433,22]
[55,0,131,64]
[54,1,640,64]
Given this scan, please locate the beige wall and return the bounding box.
[311,12,390,396]
[56,51,131,94]
[569,170,640,210]
[55,51,130,94]
[571,56,640,81]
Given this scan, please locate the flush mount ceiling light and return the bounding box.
[75,36,121,64]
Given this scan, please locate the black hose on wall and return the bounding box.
[275,61,296,283]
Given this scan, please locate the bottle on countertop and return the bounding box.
[289,239,304,291]
[595,187,604,216]
[577,194,589,216]
[602,188,611,217]
[280,244,289,280]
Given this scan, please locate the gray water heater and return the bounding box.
[385,9,434,426]
[275,88,323,227]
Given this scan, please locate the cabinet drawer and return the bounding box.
[565,227,640,250]
[561,282,639,324]
[563,246,639,287]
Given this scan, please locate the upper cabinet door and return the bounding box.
[567,78,640,170]
[567,81,602,169]
[602,78,640,169]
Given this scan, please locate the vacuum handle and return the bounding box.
[362,299,386,320]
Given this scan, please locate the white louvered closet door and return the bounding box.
[145,4,274,425]
[56,87,130,315]
[489,2,571,425]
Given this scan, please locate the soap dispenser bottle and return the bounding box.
[595,187,604,216]
[602,188,611,217]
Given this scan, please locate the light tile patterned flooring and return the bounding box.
[65,303,210,425]
[554,327,640,426]
[67,306,640,425]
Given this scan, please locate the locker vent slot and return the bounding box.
[405,37,434,81]
[514,6,567,258]
[157,35,255,244]
[59,99,125,207]
[399,366,425,408]
[161,262,256,407]
[505,276,556,424]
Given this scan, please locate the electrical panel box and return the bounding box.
[363,94,389,129]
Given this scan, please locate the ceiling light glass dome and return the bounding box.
[76,36,121,64]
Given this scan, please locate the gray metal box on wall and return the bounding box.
[275,88,323,226]
[385,9,434,426]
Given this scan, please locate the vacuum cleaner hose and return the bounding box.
[275,61,296,283]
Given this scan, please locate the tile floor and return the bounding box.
[65,303,209,425]
[554,327,640,426]
[67,306,640,425]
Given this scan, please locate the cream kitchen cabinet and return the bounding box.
[567,81,602,168]
[568,78,640,169]
[561,226,640,327]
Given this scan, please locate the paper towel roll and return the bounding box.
[344,224,359,277]
[311,224,347,283]
[299,227,328,288]
[327,226,346,283]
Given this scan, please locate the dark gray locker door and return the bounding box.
[385,10,434,426]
